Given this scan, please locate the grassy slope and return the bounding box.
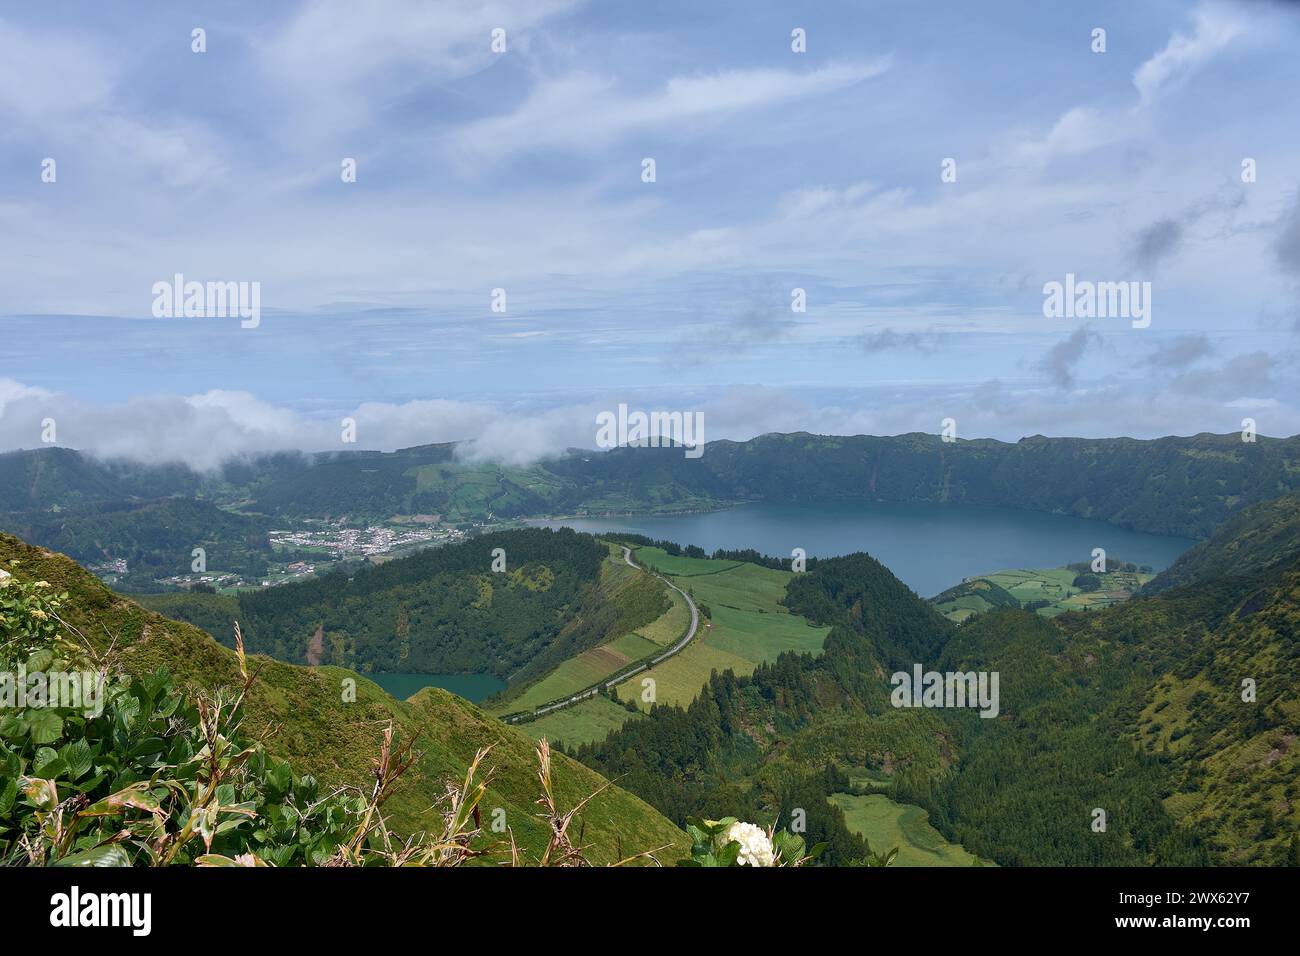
[515,696,641,748]
[0,533,687,864]
[829,793,985,867]
[612,547,831,710]
[1120,569,1300,862]
[488,543,672,714]
[514,545,831,745]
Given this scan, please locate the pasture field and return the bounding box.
[634,586,691,645]
[503,632,662,712]
[829,793,986,867]
[932,566,1154,622]
[634,547,741,578]
[488,544,685,716]
[519,696,642,747]
[615,548,830,711]
[615,639,754,710]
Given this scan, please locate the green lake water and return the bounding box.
[368,672,506,703]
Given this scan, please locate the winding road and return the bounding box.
[502,546,700,723]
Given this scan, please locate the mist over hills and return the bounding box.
[5,430,1299,541]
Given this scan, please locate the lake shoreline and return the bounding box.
[530,501,1193,599]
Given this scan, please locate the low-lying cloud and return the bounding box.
[4,376,1298,473]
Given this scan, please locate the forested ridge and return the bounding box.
[4,497,272,585]
[1145,491,1300,593]
[6,429,1299,541]
[141,528,668,687]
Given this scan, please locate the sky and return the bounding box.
[1,0,1299,468]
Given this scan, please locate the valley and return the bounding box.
[1,429,1285,594]
[3,439,1299,868]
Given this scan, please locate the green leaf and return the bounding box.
[0,777,17,815]
[26,710,63,745]
[198,803,219,851]
[267,760,292,799]
[196,853,263,867]
[32,754,65,780]
[716,840,742,867]
[129,737,166,758]
[59,740,93,782]
[74,772,106,794]
[25,649,54,673]
[772,830,806,864]
[52,845,132,867]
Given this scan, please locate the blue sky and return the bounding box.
[1,0,1299,466]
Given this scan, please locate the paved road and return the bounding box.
[503,546,700,723]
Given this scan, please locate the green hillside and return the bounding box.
[548,431,1300,538]
[5,497,272,589]
[611,546,830,710]
[829,792,986,867]
[505,544,831,746]
[140,529,665,693]
[8,431,1300,544]
[0,532,688,865]
[1145,491,1300,593]
[932,565,1153,622]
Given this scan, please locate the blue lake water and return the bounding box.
[368,672,506,703]
[536,501,1193,598]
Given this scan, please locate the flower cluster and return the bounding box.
[682,816,823,867]
[722,821,775,867]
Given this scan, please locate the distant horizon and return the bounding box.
[4,422,1295,473]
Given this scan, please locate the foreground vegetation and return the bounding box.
[0,533,688,864]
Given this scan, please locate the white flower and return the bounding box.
[722,821,776,867]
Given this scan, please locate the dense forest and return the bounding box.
[142,528,668,686]
[4,497,272,587]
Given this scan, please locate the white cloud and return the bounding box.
[4,377,1297,472]
[0,18,225,189]
[1007,107,1132,170]
[0,19,115,118]
[1133,3,1247,104]
[0,388,498,470]
[257,0,581,138]
[453,60,891,159]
